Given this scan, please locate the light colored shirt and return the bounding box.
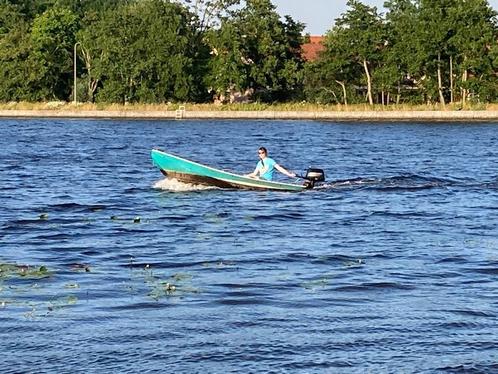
[257,157,276,180]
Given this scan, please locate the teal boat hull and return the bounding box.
[151,149,307,192]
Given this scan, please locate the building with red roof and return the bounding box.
[302,36,325,61]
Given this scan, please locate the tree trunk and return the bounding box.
[80,46,99,102]
[462,69,468,106]
[461,55,468,106]
[363,59,373,105]
[89,79,99,102]
[449,55,454,103]
[336,80,348,106]
[397,81,401,104]
[437,52,446,107]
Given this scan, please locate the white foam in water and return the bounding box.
[153,178,218,192]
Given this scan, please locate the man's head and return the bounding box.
[258,147,268,159]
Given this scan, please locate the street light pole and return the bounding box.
[73,42,81,104]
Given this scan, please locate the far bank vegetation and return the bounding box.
[1,0,498,107]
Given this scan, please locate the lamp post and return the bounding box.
[73,42,81,104]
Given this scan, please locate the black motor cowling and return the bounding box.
[303,168,325,189]
[305,168,325,182]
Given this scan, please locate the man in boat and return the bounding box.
[246,147,296,181]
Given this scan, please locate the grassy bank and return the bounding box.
[3,101,498,121]
[0,101,495,112]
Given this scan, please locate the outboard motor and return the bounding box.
[302,168,325,189]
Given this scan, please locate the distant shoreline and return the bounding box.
[2,109,498,121]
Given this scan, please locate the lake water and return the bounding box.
[1,118,498,373]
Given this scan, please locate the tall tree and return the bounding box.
[79,0,197,103]
[1,0,53,19]
[383,0,420,104]
[206,0,305,102]
[169,0,242,102]
[415,0,458,106]
[29,7,78,100]
[448,0,498,104]
[204,21,248,101]
[333,0,385,105]
[174,0,240,31]
[305,31,362,105]
[0,3,33,100]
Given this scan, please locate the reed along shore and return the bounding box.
[3,109,498,121]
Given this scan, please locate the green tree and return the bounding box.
[383,0,422,104]
[28,7,78,100]
[206,0,305,102]
[305,32,361,105]
[415,0,459,105]
[333,0,385,105]
[78,0,197,103]
[1,0,51,19]
[448,0,498,104]
[174,0,242,102]
[0,3,33,100]
[175,0,240,31]
[205,21,248,101]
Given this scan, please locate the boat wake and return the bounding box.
[153,178,218,192]
[316,174,457,191]
[153,174,497,193]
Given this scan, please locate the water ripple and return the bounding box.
[2,119,498,372]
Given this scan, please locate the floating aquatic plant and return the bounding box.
[22,295,80,319]
[64,283,80,289]
[201,260,237,269]
[0,263,18,276]
[302,278,330,290]
[343,259,364,268]
[148,281,177,300]
[47,295,78,311]
[140,267,200,301]
[0,261,84,318]
[171,273,192,282]
[203,213,227,224]
[196,232,211,241]
[110,215,145,224]
[69,263,91,272]
[0,263,52,279]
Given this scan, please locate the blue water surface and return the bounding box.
[1,119,498,373]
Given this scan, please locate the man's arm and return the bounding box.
[275,164,296,178]
[246,166,260,178]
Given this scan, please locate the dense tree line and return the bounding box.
[0,0,304,103]
[1,0,498,105]
[307,0,498,105]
